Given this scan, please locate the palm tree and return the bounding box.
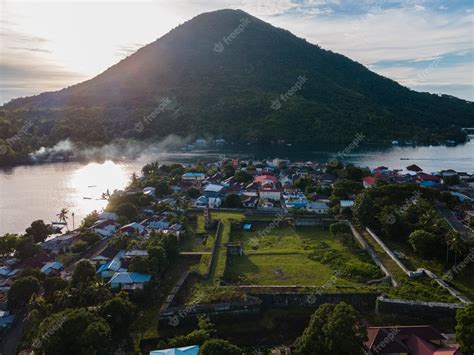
[57,208,69,229]
[448,231,466,266]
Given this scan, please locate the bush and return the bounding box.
[71,240,88,253]
[330,222,351,235]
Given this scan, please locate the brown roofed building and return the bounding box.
[365,325,463,355]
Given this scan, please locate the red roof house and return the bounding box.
[363,176,376,188]
[365,326,462,355]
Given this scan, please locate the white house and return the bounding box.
[259,189,281,201]
[182,172,206,181]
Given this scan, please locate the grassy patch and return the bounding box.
[225,225,379,290]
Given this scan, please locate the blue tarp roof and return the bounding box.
[243,223,252,230]
[150,345,199,355]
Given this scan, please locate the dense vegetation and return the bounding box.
[1,9,472,166]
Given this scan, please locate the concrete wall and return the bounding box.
[246,290,379,312]
[376,296,465,319]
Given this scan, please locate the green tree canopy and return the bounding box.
[200,339,242,355]
[294,302,367,355]
[455,303,474,354]
[353,193,376,226]
[35,308,112,355]
[222,194,243,208]
[8,276,41,308]
[71,259,96,287]
[25,220,50,243]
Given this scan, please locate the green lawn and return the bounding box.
[225,225,379,290]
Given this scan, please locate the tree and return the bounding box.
[116,202,138,220]
[80,231,100,245]
[222,194,243,208]
[154,180,171,197]
[408,230,444,258]
[36,308,112,355]
[71,259,96,287]
[456,303,474,354]
[353,193,376,226]
[294,302,366,355]
[99,293,136,338]
[186,187,201,199]
[0,233,19,257]
[128,256,150,274]
[200,339,242,355]
[8,276,41,308]
[160,234,179,260]
[80,210,99,229]
[16,236,41,259]
[25,220,50,243]
[71,240,88,253]
[330,222,351,235]
[43,276,68,301]
[234,170,253,184]
[56,208,69,227]
[147,245,168,274]
[447,231,467,265]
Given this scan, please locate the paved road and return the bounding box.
[64,237,111,273]
[436,203,472,238]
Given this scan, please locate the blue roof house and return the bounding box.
[97,259,126,279]
[109,272,151,290]
[40,261,64,275]
[150,345,199,355]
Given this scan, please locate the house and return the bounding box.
[40,261,64,275]
[42,232,81,254]
[143,187,156,196]
[340,200,355,208]
[417,173,442,183]
[109,272,151,290]
[91,219,116,238]
[406,164,423,172]
[0,267,19,279]
[182,172,205,182]
[259,189,281,201]
[241,195,258,208]
[120,223,145,236]
[97,257,126,279]
[0,311,15,331]
[254,175,278,189]
[363,176,376,188]
[306,201,329,214]
[91,245,119,265]
[145,217,170,230]
[150,345,200,355]
[203,184,224,198]
[365,325,463,355]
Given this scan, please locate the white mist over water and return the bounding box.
[1,141,473,234]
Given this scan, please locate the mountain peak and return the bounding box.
[2,10,472,148]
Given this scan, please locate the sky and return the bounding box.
[0,0,473,104]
